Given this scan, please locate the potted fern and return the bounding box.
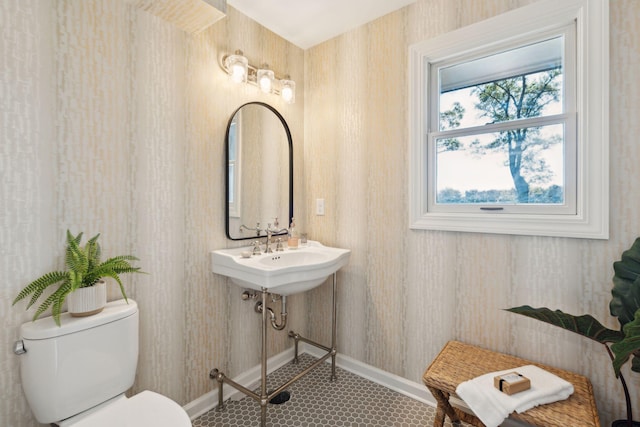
[13,230,143,326]
[507,237,640,427]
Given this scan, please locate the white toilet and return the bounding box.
[16,299,191,427]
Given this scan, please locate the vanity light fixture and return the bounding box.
[221,50,296,103]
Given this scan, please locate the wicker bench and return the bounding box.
[422,341,600,427]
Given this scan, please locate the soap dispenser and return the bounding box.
[287,217,299,249]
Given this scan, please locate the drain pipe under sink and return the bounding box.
[255,296,288,330]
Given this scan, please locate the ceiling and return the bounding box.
[227,0,416,50]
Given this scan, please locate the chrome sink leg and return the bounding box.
[330,272,338,382]
[287,272,339,380]
[288,331,301,364]
[209,369,226,411]
[260,287,268,427]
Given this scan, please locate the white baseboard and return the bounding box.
[183,344,437,420]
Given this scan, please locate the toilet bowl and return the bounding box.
[16,299,190,426]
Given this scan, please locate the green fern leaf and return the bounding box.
[32,290,59,322]
[66,232,89,276]
[27,287,45,309]
[68,230,83,245]
[26,277,69,309]
[12,271,68,305]
[85,233,101,271]
[100,271,129,303]
[51,283,72,326]
[101,255,140,271]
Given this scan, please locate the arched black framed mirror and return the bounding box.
[225,102,293,240]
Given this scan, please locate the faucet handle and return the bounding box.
[275,238,284,251]
[252,240,262,255]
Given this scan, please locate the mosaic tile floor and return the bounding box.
[193,354,471,427]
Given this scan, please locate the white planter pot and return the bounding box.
[67,280,107,317]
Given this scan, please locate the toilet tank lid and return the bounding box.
[20,299,138,340]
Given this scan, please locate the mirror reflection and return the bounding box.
[225,102,293,240]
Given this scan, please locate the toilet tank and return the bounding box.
[18,299,139,424]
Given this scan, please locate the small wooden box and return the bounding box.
[494,372,531,395]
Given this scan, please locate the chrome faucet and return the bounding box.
[240,218,287,253]
[265,218,288,253]
[239,222,262,237]
[265,225,274,253]
[252,240,262,255]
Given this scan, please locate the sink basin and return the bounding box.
[211,241,350,295]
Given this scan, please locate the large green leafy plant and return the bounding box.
[13,230,143,325]
[508,238,640,425]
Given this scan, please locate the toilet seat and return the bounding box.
[62,391,191,427]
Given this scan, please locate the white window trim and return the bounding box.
[408,0,609,239]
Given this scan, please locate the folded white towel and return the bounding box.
[455,365,574,427]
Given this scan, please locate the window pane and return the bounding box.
[438,37,564,131]
[435,123,564,205]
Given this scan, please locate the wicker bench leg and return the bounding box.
[428,387,460,426]
[434,406,446,426]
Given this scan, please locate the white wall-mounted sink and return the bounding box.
[211,241,350,295]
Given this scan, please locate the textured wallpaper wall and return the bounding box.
[1,1,56,424]
[1,1,304,426]
[304,1,640,425]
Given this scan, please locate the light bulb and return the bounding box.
[282,87,293,102]
[225,51,248,84]
[231,63,246,83]
[257,68,275,93]
[280,78,295,104]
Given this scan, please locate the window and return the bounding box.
[408,0,609,238]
